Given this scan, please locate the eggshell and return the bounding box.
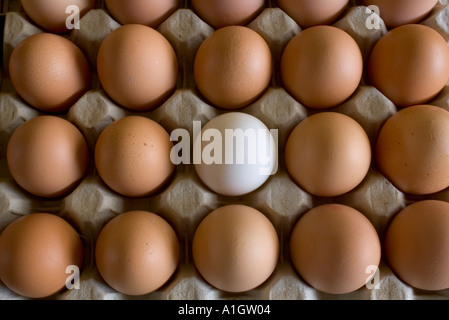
[385,200,449,291]
[193,26,272,110]
[280,26,363,109]
[95,211,179,296]
[362,0,438,28]
[191,0,265,29]
[7,116,89,198]
[192,205,279,293]
[20,0,96,33]
[193,112,277,197]
[97,24,178,111]
[375,105,449,195]
[278,0,349,28]
[94,116,175,198]
[9,33,91,113]
[0,213,84,299]
[105,0,179,28]
[285,112,371,197]
[290,204,381,295]
[368,24,449,107]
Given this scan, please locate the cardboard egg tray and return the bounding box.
[0,0,449,301]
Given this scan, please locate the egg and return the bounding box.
[9,33,91,113]
[7,116,89,198]
[290,204,381,294]
[385,200,449,291]
[95,211,179,296]
[94,116,175,198]
[97,24,178,111]
[280,26,363,109]
[368,24,449,108]
[191,0,265,29]
[193,112,277,197]
[20,0,96,33]
[362,0,438,28]
[192,205,279,293]
[278,0,349,28]
[0,213,84,299]
[193,26,272,110]
[285,112,371,197]
[376,105,449,195]
[105,0,179,28]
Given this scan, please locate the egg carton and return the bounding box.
[0,0,449,301]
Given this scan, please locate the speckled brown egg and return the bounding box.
[94,116,175,198]
[191,0,265,29]
[20,0,96,33]
[9,33,91,113]
[362,0,438,28]
[97,24,178,111]
[105,0,179,27]
[281,26,363,109]
[368,24,449,107]
[95,211,179,296]
[192,205,279,293]
[385,200,449,291]
[285,112,371,197]
[290,204,381,295]
[0,213,84,299]
[279,0,349,28]
[7,116,89,198]
[376,105,449,195]
[193,26,272,110]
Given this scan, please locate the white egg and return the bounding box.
[193,112,277,197]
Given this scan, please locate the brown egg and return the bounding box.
[191,0,265,29]
[281,26,363,109]
[105,0,179,28]
[376,105,449,195]
[95,211,179,296]
[285,112,371,197]
[9,33,91,113]
[368,24,449,108]
[192,205,279,293]
[385,200,449,291]
[290,204,381,294]
[97,24,178,111]
[7,116,89,198]
[94,116,175,198]
[0,213,84,299]
[20,0,96,33]
[193,26,272,110]
[362,0,438,28]
[278,0,349,28]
